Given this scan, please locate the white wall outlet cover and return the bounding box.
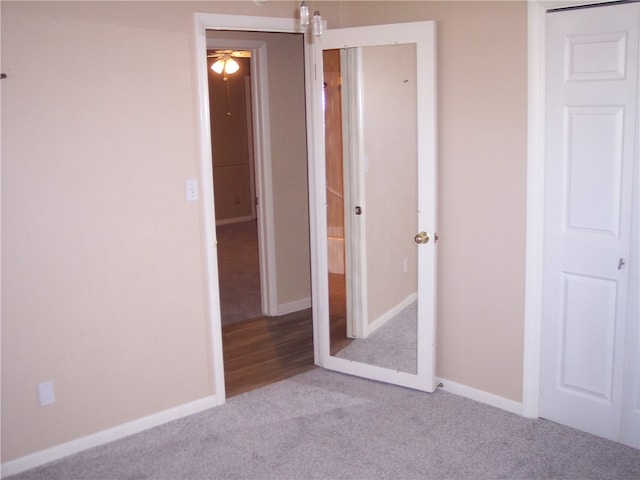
[38,381,56,407]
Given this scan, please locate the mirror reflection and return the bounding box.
[324,43,418,374]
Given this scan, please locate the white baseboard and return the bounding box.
[278,296,311,315]
[436,377,523,416]
[364,293,417,338]
[1,394,222,478]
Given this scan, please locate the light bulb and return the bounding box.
[300,1,310,27]
[225,58,240,74]
[211,59,225,74]
[312,10,323,37]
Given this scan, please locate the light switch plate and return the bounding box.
[185,179,198,202]
[38,381,56,407]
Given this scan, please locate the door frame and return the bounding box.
[194,13,319,401]
[523,0,634,419]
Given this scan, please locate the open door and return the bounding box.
[311,22,437,392]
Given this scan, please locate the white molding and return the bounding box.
[278,296,312,316]
[194,12,227,407]
[0,395,221,478]
[522,0,547,420]
[201,13,303,34]
[304,27,325,368]
[363,293,417,338]
[436,377,523,416]
[244,39,278,317]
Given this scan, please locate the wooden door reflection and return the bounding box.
[323,49,352,355]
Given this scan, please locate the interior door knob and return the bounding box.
[414,231,429,244]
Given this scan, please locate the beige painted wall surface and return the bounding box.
[362,43,418,324]
[1,0,527,463]
[209,56,254,222]
[0,0,308,462]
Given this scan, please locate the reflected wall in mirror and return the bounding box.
[324,43,418,374]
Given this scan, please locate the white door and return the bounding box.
[541,2,639,447]
[312,22,437,392]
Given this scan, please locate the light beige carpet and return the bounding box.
[8,368,640,479]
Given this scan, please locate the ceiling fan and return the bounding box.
[207,49,252,59]
[207,50,252,116]
[207,50,251,78]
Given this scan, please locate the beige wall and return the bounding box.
[362,43,418,324]
[0,0,528,463]
[209,56,254,222]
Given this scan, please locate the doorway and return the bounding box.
[207,51,262,326]
[202,23,315,398]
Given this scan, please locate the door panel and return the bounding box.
[315,22,437,392]
[564,107,623,233]
[541,2,639,445]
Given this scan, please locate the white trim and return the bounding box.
[304,30,325,368]
[342,47,368,339]
[436,377,523,416]
[245,75,257,221]
[194,12,227,407]
[0,395,221,478]
[249,40,278,317]
[523,0,546,420]
[363,293,417,338]
[202,13,304,34]
[278,296,312,316]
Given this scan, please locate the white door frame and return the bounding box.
[523,0,630,418]
[193,13,318,401]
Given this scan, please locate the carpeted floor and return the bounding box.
[216,220,262,325]
[8,368,639,480]
[336,301,417,373]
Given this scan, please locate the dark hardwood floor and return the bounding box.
[329,272,352,355]
[222,309,315,397]
[222,273,351,398]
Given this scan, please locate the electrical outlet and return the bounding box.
[38,381,56,407]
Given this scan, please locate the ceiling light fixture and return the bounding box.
[211,57,240,78]
[209,54,242,117]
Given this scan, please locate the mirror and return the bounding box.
[324,42,419,374]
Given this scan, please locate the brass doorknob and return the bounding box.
[414,231,429,244]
